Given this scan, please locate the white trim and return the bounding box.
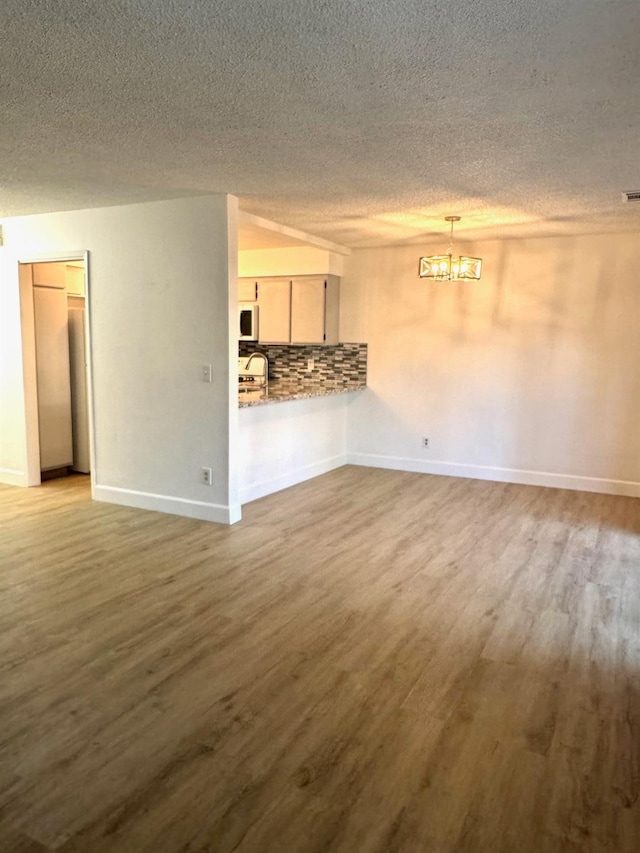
[226,196,242,521]
[240,453,346,504]
[0,468,25,487]
[94,484,241,524]
[17,250,87,264]
[82,251,98,486]
[17,252,96,491]
[18,261,41,485]
[238,211,351,256]
[346,453,640,498]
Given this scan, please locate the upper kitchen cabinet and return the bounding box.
[251,275,340,345]
[258,278,292,343]
[291,275,339,344]
[238,279,258,301]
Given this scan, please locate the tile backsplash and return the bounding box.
[238,342,367,388]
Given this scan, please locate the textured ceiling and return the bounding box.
[1,0,639,246]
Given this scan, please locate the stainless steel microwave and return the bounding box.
[239,303,258,340]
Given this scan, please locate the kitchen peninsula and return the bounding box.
[237,342,368,504]
[238,342,367,407]
[239,382,364,406]
[236,212,363,504]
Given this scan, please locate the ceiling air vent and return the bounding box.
[622,190,640,203]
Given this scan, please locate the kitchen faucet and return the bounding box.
[244,352,269,389]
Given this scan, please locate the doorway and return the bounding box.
[18,255,94,488]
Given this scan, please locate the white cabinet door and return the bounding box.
[33,287,73,471]
[238,279,258,301]
[32,262,67,289]
[323,275,340,345]
[258,278,291,343]
[291,277,326,343]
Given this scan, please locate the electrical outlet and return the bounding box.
[200,467,212,485]
[422,437,429,448]
[307,358,315,371]
[201,364,212,383]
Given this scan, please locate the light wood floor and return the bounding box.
[1,469,639,852]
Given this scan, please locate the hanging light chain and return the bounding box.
[445,215,460,257]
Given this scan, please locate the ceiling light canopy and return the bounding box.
[419,216,482,281]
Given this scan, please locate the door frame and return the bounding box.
[18,251,96,489]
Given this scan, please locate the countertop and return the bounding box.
[238,379,366,407]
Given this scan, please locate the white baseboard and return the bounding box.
[0,468,26,487]
[346,453,640,498]
[240,453,347,504]
[93,484,241,524]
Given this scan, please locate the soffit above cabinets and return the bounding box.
[238,212,350,254]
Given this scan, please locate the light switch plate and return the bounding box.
[201,364,212,383]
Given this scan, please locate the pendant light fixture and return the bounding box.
[419,216,482,281]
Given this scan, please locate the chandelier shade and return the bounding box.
[418,216,482,281]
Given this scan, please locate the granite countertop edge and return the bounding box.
[239,382,367,408]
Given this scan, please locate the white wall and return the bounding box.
[0,195,240,523]
[238,246,344,278]
[238,395,349,503]
[341,232,640,496]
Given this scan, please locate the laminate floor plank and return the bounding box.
[1,469,639,851]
